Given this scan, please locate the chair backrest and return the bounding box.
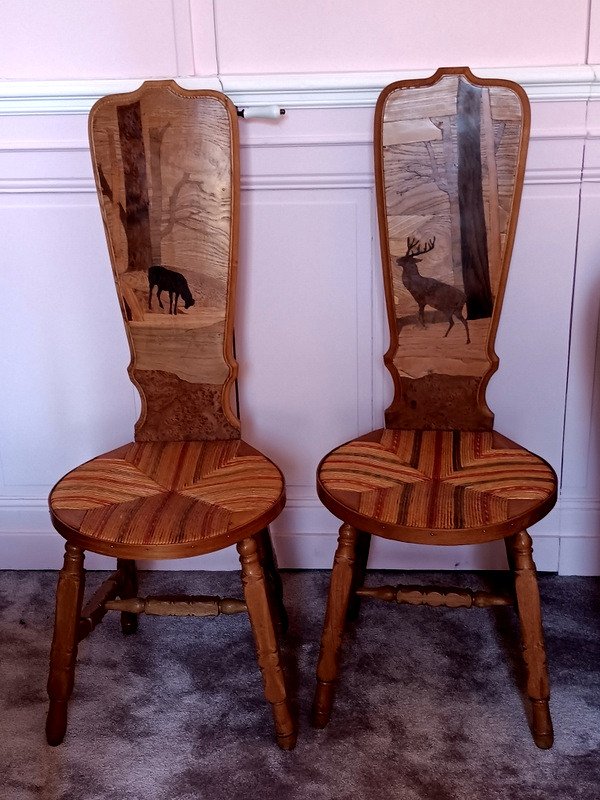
[89,80,241,441]
[375,67,530,430]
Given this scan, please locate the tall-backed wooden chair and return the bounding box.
[46,81,296,750]
[312,68,557,749]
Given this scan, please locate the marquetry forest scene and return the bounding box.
[381,74,525,427]
[90,84,240,440]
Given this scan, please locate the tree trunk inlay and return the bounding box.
[457,80,493,320]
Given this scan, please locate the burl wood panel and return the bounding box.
[375,68,529,429]
[89,81,241,441]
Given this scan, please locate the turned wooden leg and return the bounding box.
[256,528,288,636]
[347,529,371,622]
[117,559,138,635]
[312,523,358,728]
[237,536,296,750]
[507,530,553,749]
[46,543,85,746]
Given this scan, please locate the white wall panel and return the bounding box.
[0,198,135,487]
[1,70,600,571]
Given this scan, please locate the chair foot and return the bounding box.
[507,530,554,749]
[312,524,359,727]
[311,680,335,728]
[46,699,68,746]
[237,536,296,750]
[531,699,554,749]
[46,543,85,746]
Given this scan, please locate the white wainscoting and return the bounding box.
[1,69,599,573]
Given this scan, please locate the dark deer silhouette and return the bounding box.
[148,265,195,315]
[396,237,470,344]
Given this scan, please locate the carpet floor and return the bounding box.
[1,569,599,800]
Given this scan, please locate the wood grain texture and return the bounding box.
[237,536,297,750]
[46,544,85,746]
[375,67,529,429]
[318,428,556,544]
[90,81,241,440]
[507,530,554,748]
[49,440,285,558]
[356,583,512,608]
[312,524,358,728]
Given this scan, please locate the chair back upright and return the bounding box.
[89,81,241,441]
[375,67,530,430]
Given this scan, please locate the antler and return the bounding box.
[406,236,436,257]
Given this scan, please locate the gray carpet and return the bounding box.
[1,569,599,800]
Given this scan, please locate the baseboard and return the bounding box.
[0,494,593,573]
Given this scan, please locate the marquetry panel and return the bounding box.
[318,428,556,543]
[90,81,241,441]
[376,68,529,429]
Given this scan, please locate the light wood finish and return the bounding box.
[356,584,513,608]
[375,68,529,430]
[508,530,553,748]
[318,429,556,545]
[50,440,285,559]
[90,81,241,440]
[312,524,358,728]
[46,82,294,751]
[104,595,247,616]
[313,69,556,749]
[237,536,296,750]
[46,544,85,746]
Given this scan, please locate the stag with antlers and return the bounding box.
[396,236,470,344]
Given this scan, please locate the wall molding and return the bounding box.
[0,493,596,572]
[0,166,591,196]
[0,65,598,115]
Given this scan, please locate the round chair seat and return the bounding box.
[50,440,285,558]
[317,429,557,545]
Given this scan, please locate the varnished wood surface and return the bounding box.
[90,82,241,440]
[313,69,554,750]
[317,428,557,545]
[375,67,530,429]
[50,439,285,558]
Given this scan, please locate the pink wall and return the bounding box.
[213,0,590,74]
[0,0,595,80]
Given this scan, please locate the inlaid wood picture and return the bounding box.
[377,70,529,429]
[90,82,240,441]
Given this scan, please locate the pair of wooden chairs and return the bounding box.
[46,69,557,752]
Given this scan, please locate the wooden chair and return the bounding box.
[46,81,296,750]
[311,68,557,749]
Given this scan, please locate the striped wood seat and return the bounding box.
[318,429,556,545]
[50,441,285,558]
[312,69,558,750]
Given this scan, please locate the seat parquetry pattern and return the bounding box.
[50,440,284,550]
[318,429,556,534]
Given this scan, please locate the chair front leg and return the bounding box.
[46,543,85,746]
[507,530,553,749]
[237,536,296,750]
[117,558,138,635]
[312,523,358,728]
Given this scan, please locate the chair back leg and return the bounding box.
[46,543,85,745]
[116,559,138,635]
